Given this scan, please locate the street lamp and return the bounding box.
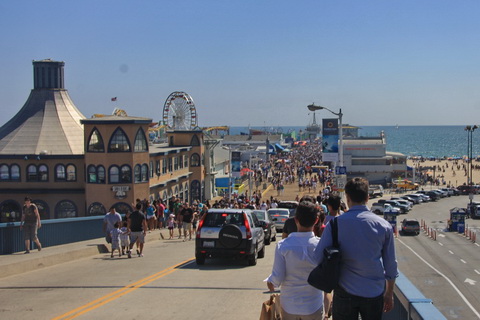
[465,125,478,209]
[307,104,343,167]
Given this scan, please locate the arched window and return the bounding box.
[190,135,200,146]
[108,128,131,152]
[134,164,141,183]
[27,164,38,181]
[87,128,105,152]
[38,164,48,181]
[120,165,131,183]
[11,164,20,181]
[191,180,201,203]
[98,166,106,184]
[0,200,21,223]
[134,128,148,152]
[190,153,200,167]
[66,164,76,181]
[33,200,50,220]
[141,164,148,182]
[88,165,97,183]
[113,202,132,215]
[174,186,179,197]
[109,165,120,183]
[0,164,9,181]
[162,191,168,202]
[55,200,77,218]
[87,202,106,216]
[55,164,66,181]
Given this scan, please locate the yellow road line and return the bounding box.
[52,258,194,320]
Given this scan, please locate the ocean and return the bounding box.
[229,126,480,159]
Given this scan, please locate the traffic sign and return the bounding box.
[335,166,347,175]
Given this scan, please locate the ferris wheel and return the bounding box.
[162,91,198,130]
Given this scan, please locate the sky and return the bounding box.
[1,1,480,128]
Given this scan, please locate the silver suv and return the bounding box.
[195,209,266,266]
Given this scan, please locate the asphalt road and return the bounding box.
[394,194,480,319]
[1,194,480,320]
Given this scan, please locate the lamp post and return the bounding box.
[307,104,343,167]
[465,125,478,209]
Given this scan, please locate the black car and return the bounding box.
[195,209,265,266]
[253,210,277,245]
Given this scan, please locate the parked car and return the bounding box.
[368,184,384,198]
[268,208,291,231]
[401,195,420,204]
[371,203,401,215]
[405,194,423,204]
[195,209,265,266]
[277,201,299,217]
[393,199,413,211]
[383,200,409,214]
[440,188,454,197]
[401,218,420,235]
[412,193,431,202]
[253,210,277,245]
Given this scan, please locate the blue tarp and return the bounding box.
[275,143,285,151]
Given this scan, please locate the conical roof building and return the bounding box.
[0,59,85,155]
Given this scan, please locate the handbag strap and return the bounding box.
[331,217,339,248]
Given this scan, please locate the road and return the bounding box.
[1,194,480,319]
[394,194,480,319]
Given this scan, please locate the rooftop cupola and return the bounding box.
[33,59,65,89]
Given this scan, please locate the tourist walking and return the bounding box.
[127,203,148,258]
[20,197,42,254]
[103,207,122,245]
[109,221,122,258]
[315,178,398,319]
[266,201,324,319]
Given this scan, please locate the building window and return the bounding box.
[98,166,106,184]
[184,183,189,203]
[38,164,48,182]
[134,164,141,183]
[0,164,9,181]
[162,158,167,174]
[87,128,105,152]
[55,200,77,218]
[190,153,200,167]
[174,157,179,171]
[11,164,20,181]
[113,202,132,215]
[141,164,148,182]
[27,164,38,181]
[0,200,22,223]
[179,184,184,201]
[108,128,131,152]
[66,164,76,181]
[179,155,184,169]
[109,166,120,183]
[191,180,201,203]
[190,135,200,146]
[155,160,160,176]
[184,155,188,168]
[134,128,148,152]
[88,165,97,183]
[168,157,173,172]
[87,202,106,216]
[149,161,154,178]
[34,200,50,220]
[55,164,66,181]
[120,165,131,183]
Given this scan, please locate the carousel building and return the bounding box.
[0,59,205,222]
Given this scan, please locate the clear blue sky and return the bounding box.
[1,1,480,127]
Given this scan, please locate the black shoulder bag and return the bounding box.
[307,217,341,293]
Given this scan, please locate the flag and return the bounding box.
[111,97,117,101]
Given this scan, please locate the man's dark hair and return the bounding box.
[295,201,318,228]
[24,196,32,202]
[299,195,316,203]
[345,177,369,203]
[326,194,341,211]
[136,203,142,210]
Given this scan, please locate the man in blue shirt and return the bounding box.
[315,177,398,320]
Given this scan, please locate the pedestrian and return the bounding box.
[127,203,148,258]
[181,203,194,241]
[167,213,175,239]
[315,177,398,320]
[157,199,165,229]
[120,221,129,255]
[324,194,342,225]
[145,200,156,231]
[266,201,324,319]
[103,206,122,245]
[20,197,42,254]
[109,221,122,258]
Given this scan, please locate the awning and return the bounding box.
[275,143,285,151]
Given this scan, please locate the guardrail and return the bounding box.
[0,219,447,319]
[0,216,107,254]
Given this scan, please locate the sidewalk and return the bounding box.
[0,229,175,279]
